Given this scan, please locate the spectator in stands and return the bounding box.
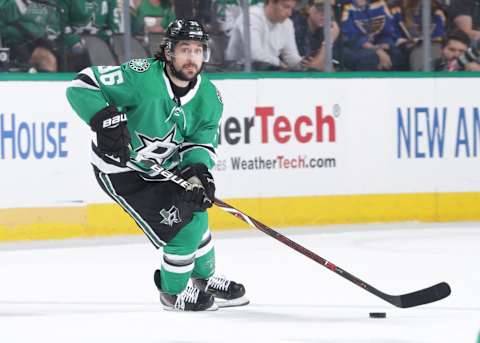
[131,0,176,34]
[0,0,20,70]
[1,0,212,71]
[59,0,123,70]
[61,1,113,71]
[292,0,339,71]
[71,0,122,43]
[340,0,408,70]
[392,0,446,70]
[0,0,114,71]
[434,29,480,71]
[434,29,470,71]
[451,0,480,46]
[213,0,264,36]
[0,0,61,72]
[226,0,316,70]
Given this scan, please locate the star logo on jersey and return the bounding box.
[160,206,181,227]
[135,127,181,166]
[128,58,150,72]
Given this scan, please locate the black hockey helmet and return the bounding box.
[156,19,210,62]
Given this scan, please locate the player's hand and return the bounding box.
[180,163,215,210]
[90,106,131,167]
[182,182,210,209]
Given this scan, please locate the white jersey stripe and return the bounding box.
[91,150,131,174]
[195,239,214,259]
[163,251,196,262]
[162,260,194,274]
[70,78,101,91]
[78,67,100,87]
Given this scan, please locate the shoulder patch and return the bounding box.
[128,59,150,72]
[215,87,223,104]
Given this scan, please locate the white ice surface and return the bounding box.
[0,222,479,343]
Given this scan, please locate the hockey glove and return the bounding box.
[179,163,215,210]
[90,106,131,167]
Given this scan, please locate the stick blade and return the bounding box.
[398,282,451,308]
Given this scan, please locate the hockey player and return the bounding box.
[66,19,248,311]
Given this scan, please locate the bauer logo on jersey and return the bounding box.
[160,206,181,227]
[128,59,150,72]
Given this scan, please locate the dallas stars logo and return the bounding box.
[135,126,181,166]
[128,59,150,72]
[160,206,181,227]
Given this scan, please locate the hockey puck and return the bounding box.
[369,312,386,318]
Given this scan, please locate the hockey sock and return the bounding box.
[161,212,208,294]
[192,230,215,279]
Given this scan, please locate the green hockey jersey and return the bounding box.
[0,0,61,45]
[66,58,223,174]
[69,0,121,42]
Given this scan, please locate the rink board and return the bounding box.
[0,192,479,241]
[1,73,479,241]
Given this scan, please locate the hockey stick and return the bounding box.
[213,198,451,308]
[127,156,451,308]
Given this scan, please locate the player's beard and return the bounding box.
[171,61,203,82]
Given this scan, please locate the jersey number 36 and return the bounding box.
[98,66,124,86]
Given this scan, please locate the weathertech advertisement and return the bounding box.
[212,77,480,199]
[0,77,479,206]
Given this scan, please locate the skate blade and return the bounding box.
[215,296,250,308]
[162,303,219,312]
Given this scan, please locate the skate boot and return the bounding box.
[154,269,218,311]
[192,275,249,308]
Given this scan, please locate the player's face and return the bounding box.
[171,41,204,81]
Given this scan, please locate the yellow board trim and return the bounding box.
[1,192,479,242]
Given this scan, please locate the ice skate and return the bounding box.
[192,275,249,308]
[154,270,218,311]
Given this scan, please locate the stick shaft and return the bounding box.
[213,198,451,308]
[213,199,375,290]
[126,156,450,308]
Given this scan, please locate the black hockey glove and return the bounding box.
[181,182,211,211]
[90,106,131,167]
[179,163,215,211]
